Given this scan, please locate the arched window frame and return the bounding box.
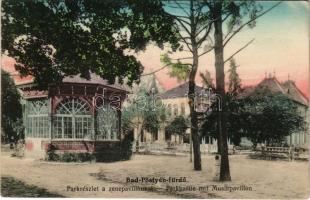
[96,104,119,141]
[26,98,49,138]
[53,98,93,139]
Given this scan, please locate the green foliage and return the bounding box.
[122,83,166,137]
[1,176,64,197]
[223,1,264,33]
[120,133,133,160]
[46,144,98,162]
[160,54,190,82]
[200,70,214,89]
[201,93,305,147]
[46,151,96,163]
[241,94,305,147]
[46,144,60,161]
[2,0,180,89]
[201,65,244,146]
[165,116,188,136]
[200,97,244,146]
[1,70,23,143]
[228,58,242,95]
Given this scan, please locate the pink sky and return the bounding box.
[135,1,309,96]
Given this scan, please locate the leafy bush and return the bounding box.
[120,133,133,160]
[46,145,96,162]
[46,140,131,162]
[76,152,96,162]
[61,152,78,162]
[1,70,23,144]
[46,144,59,161]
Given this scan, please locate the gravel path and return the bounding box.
[1,154,308,198]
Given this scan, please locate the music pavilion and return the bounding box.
[17,73,128,160]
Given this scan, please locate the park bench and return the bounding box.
[262,146,300,161]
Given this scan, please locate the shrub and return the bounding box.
[77,152,96,162]
[120,134,133,160]
[61,152,78,162]
[46,144,60,161]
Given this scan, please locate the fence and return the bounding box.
[261,146,308,161]
[133,142,220,154]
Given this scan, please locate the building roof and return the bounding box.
[2,63,128,92]
[130,74,165,94]
[160,82,205,99]
[242,77,308,106]
[281,80,308,106]
[62,73,128,92]
[15,73,129,93]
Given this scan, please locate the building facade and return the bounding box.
[17,74,128,159]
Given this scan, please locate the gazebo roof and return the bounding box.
[16,73,131,99]
[62,73,128,92]
[16,73,129,93]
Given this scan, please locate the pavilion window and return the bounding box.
[96,104,119,140]
[53,117,62,139]
[53,98,92,139]
[26,99,49,138]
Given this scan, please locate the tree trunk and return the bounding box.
[188,44,201,171]
[186,0,201,171]
[213,2,231,181]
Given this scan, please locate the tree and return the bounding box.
[226,58,243,145]
[205,0,281,181]
[200,70,214,89]
[1,70,23,143]
[160,0,214,171]
[122,82,166,149]
[165,116,188,143]
[241,94,305,149]
[228,58,241,95]
[2,0,180,89]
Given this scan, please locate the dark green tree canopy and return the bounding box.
[2,0,180,88]
[166,116,188,136]
[201,93,305,147]
[241,94,305,146]
[122,83,166,136]
[228,58,242,95]
[1,70,23,142]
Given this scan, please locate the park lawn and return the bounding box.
[1,176,63,197]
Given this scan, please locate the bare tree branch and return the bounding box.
[141,64,169,76]
[174,0,191,17]
[175,17,191,26]
[175,18,191,36]
[170,56,193,61]
[171,14,191,20]
[223,2,282,47]
[141,59,193,76]
[197,23,212,47]
[197,46,214,58]
[224,39,254,63]
[179,36,193,52]
[222,13,231,22]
